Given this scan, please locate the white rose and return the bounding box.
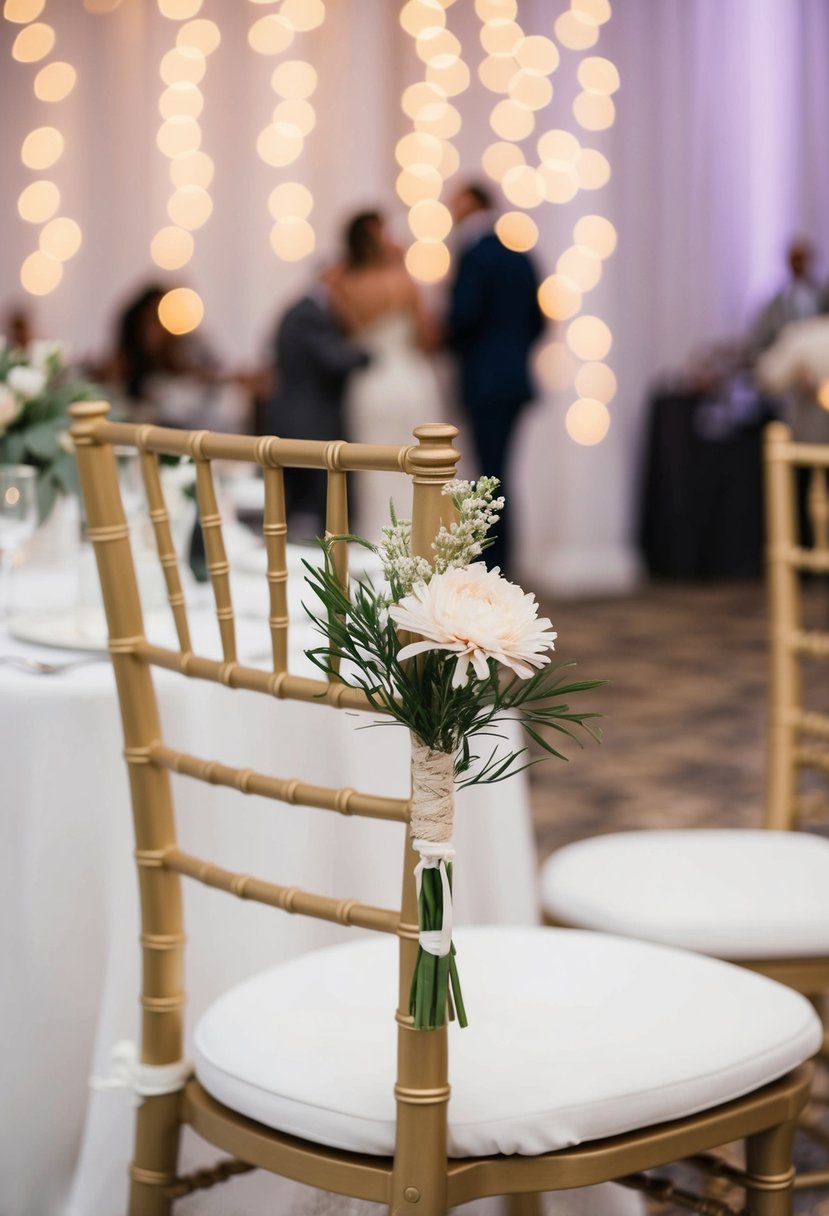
[390,562,558,688]
[0,384,21,434]
[7,363,47,400]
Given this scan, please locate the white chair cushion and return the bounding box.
[194,926,821,1158]
[541,830,829,959]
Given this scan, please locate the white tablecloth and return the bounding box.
[1,553,545,1216]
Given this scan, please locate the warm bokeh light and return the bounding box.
[21,127,64,170]
[158,287,204,334]
[539,162,579,204]
[157,0,202,18]
[281,0,325,32]
[170,149,214,188]
[574,214,617,258]
[495,210,538,252]
[502,164,545,208]
[408,199,452,241]
[272,98,316,136]
[817,381,829,412]
[515,34,559,75]
[160,46,206,86]
[268,181,313,220]
[566,397,610,445]
[426,57,470,97]
[167,185,213,230]
[396,165,443,206]
[159,83,204,120]
[34,61,77,103]
[481,139,524,182]
[575,147,611,189]
[414,100,461,139]
[401,81,445,120]
[508,71,553,111]
[538,274,582,321]
[566,314,612,360]
[156,116,202,158]
[256,123,303,167]
[4,0,44,21]
[20,250,63,295]
[475,0,517,18]
[150,225,194,270]
[17,180,60,224]
[478,54,518,93]
[557,244,602,292]
[396,130,443,169]
[480,18,523,58]
[534,340,579,392]
[537,127,580,164]
[39,216,82,261]
[400,0,446,39]
[12,22,54,64]
[437,138,460,178]
[415,27,461,65]
[554,10,599,51]
[271,59,318,99]
[573,91,616,131]
[270,217,316,261]
[578,55,620,94]
[248,13,294,56]
[572,0,612,24]
[177,18,221,56]
[490,98,535,141]
[575,360,617,403]
[405,240,451,284]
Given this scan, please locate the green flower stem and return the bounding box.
[409,864,466,1031]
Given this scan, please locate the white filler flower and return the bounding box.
[390,563,557,687]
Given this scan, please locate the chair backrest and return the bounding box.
[70,402,461,1162]
[764,420,829,829]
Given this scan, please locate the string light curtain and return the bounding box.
[250,0,325,265]
[6,0,81,298]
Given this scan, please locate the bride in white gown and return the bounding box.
[333,211,445,544]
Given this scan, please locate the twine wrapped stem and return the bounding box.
[408,735,466,1030]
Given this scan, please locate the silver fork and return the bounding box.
[0,654,107,675]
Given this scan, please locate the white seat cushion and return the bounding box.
[541,830,829,959]
[194,926,821,1158]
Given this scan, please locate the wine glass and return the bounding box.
[0,465,39,620]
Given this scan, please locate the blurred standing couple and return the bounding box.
[267,183,543,575]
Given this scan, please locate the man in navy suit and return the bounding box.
[447,184,545,577]
[266,268,369,538]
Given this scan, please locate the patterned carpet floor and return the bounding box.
[529,579,829,1216]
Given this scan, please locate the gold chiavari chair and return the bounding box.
[541,420,829,1190]
[72,401,822,1216]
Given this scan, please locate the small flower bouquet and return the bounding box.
[0,339,103,520]
[304,477,601,1031]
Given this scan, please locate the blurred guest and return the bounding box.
[446,183,544,577]
[748,239,822,362]
[754,312,829,443]
[265,265,370,539]
[3,305,33,352]
[107,283,255,430]
[335,210,443,541]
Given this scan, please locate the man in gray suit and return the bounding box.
[266,268,369,539]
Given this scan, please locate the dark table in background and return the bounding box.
[638,386,777,580]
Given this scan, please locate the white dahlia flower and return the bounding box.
[390,563,557,688]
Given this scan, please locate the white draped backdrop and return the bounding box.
[3,0,829,592]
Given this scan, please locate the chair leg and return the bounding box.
[506,1194,544,1216]
[128,1093,182,1216]
[744,1122,797,1216]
